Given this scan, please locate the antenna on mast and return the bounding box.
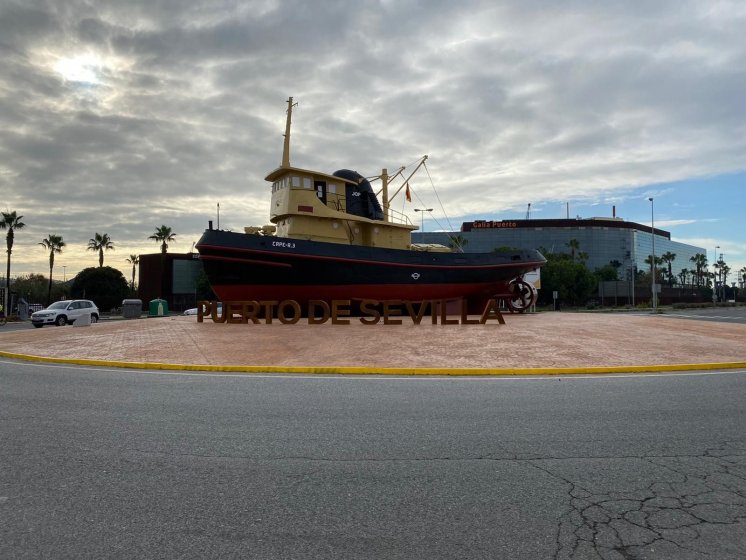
[282,97,298,168]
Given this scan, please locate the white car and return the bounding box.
[31,299,99,328]
[184,303,223,316]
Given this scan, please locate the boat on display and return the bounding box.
[196,98,546,312]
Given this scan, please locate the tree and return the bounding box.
[149,225,176,253]
[679,268,689,288]
[126,254,139,291]
[87,232,114,267]
[0,210,26,307]
[39,234,65,305]
[740,267,746,289]
[566,239,580,260]
[713,257,727,296]
[195,269,217,301]
[70,267,129,312]
[448,234,468,252]
[689,253,708,287]
[12,273,65,305]
[537,253,597,307]
[594,264,619,282]
[644,254,664,283]
[660,251,676,286]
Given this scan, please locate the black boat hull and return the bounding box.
[196,229,545,305]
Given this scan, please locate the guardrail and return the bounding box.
[386,208,414,226]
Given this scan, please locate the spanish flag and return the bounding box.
[405,182,412,202]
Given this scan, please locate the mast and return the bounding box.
[387,155,428,202]
[281,97,295,168]
[381,168,389,222]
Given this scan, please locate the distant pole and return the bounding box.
[217,203,220,230]
[720,252,725,302]
[648,197,656,310]
[714,245,720,303]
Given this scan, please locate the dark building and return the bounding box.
[413,216,706,284]
[138,253,202,312]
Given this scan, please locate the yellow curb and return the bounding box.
[1,350,745,375]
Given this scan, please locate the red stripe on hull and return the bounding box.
[198,243,544,271]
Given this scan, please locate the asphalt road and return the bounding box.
[658,306,746,325]
[1,361,745,559]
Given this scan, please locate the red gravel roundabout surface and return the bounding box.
[0,313,746,373]
[1,312,745,374]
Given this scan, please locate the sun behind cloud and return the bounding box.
[54,53,103,84]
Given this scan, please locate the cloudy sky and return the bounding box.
[2,0,745,284]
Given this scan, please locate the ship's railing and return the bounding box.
[386,208,414,226]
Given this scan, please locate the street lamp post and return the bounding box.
[714,245,720,303]
[720,252,725,302]
[414,208,433,232]
[648,197,656,310]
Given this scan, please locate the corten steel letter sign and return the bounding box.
[196,299,506,326]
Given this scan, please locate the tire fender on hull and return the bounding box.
[505,279,537,313]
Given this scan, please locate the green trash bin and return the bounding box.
[148,298,168,317]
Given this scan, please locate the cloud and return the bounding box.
[656,219,698,228]
[1,0,746,279]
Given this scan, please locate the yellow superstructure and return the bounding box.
[258,98,426,251]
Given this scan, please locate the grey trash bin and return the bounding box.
[18,298,29,321]
[122,299,143,319]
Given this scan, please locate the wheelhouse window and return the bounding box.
[315,180,327,204]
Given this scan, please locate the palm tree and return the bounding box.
[87,232,114,267]
[39,234,66,305]
[448,234,468,252]
[644,254,664,282]
[149,225,176,253]
[126,254,139,290]
[566,238,580,260]
[1,211,26,308]
[713,257,726,293]
[660,251,676,286]
[689,253,708,287]
[679,268,689,288]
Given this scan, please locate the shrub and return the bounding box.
[70,267,129,312]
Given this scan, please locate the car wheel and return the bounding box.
[90,314,99,323]
[55,315,68,326]
[33,324,43,328]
